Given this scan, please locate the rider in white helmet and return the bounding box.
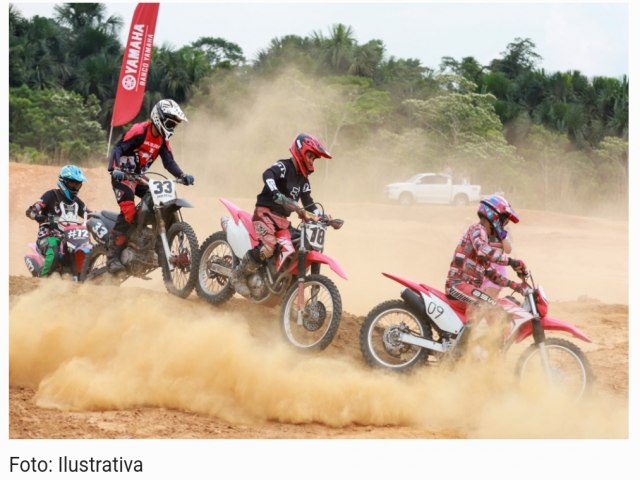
[106,99,194,273]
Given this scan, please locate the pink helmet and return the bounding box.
[478,194,520,226]
[289,133,332,177]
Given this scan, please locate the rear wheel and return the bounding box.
[515,338,593,401]
[280,274,342,351]
[359,299,430,371]
[195,231,236,305]
[161,222,199,298]
[452,194,469,206]
[398,192,414,206]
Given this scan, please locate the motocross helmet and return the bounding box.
[57,165,87,201]
[150,99,188,140]
[289,133,332,177]
[478,194,519,239]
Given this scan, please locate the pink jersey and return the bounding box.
[445,223,511,291]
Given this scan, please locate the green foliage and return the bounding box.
[7,5,628,215]
[9,85,106,164]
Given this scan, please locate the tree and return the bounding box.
[10,85,105,164]
[191,37,245,69]
[489,38,541,79]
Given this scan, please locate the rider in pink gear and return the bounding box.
[445,194,527,310]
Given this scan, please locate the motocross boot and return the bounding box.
[230,249,262,297]
[106,234,126,273]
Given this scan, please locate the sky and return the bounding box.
[10,0,630,79]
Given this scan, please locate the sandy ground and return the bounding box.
[5,163,632,476]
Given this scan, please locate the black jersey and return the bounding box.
[27,189,87,239]
[255,158,317,217]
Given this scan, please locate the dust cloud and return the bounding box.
[9,278,627,438]
[8,71,628,440]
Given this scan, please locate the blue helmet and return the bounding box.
[57,165,87,201]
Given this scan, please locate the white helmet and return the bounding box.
[150,99,188,140]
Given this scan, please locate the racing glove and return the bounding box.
[508,257,527,274]
[508,280,528,294]
[180,173,195,185]
[272,192,286,206]
[111,169,125,182]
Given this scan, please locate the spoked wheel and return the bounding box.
[280,274,342,352]
[79,245,109,283]
[515,338,593,401]
[161,221,199,298]
[359,299,430,371]
[195,231,236,305]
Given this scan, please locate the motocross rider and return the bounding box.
[445,194,528,308]
[25,165,89,277]
[106,99,195,273]
[230,133,332,297]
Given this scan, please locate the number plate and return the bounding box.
[306,224,326,250]
[149,179,177,204]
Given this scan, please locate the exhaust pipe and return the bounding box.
[401,288,425,315]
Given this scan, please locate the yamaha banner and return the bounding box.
[111,3,160,127]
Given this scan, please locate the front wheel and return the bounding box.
[359,299,430,371]
[280,274,342,352]
[515,338,593,401]
[79,245,108,283]
[161,221,199,298]
[195,231,236,305]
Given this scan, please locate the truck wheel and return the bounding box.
[453,194,469,206]
[399,193,414,206]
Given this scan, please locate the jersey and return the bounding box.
[445,222,511,292]
[26,189,87,240]
[108,120,183,177]
[255,158,317,217]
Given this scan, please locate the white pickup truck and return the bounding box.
[384,173,481,206]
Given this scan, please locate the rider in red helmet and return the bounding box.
[230,133,332,296]
[445,194,528,309]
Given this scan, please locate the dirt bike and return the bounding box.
[195,197,347,351]
[24,209,94,282]
[81,172,199,298]
[360,268,594,400]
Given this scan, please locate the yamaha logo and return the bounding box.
[122,75,137,91]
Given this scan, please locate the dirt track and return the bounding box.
[7,163,629,444]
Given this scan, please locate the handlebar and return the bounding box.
[114,171,189,185]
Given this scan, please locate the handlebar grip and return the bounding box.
[330,219,344,230]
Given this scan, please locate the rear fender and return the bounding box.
[382,272,428,294]
[220,198,259,247]
[24,244,44,276]
[515,316,592,343]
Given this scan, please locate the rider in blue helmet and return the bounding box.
[25,165,90,277]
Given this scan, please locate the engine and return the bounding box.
[247,272,268,300]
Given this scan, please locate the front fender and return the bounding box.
[515,315,592,343]
[305,251,348,280]
[174,198,193,208]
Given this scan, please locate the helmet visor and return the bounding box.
[164,118,180,130]
[65,179,83,192]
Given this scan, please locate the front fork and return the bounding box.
[296,251,307,325]
[156,209,174,272]
[527,290,552,380]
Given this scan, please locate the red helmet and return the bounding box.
[289,133,332,177]
[478,194,520,225]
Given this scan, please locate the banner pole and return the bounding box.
[106,125,114,159]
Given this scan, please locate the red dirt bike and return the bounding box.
[360,268,594,400]
[195,198,346,351]
[24,211,94,282]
